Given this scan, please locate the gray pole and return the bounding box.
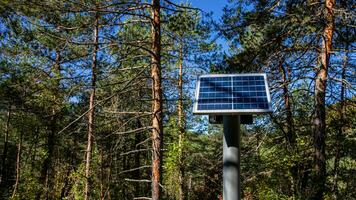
[223,115,241,200]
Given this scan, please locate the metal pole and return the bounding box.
[223,115,241,200]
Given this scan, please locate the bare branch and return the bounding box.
[114,126,153,136]
[133,197,152,200]
[119,166,151,174]
[120,149,150,156]
[125,179,151,183]
[57,64,149,134]
[163,0,202,11]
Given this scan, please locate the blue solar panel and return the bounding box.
[193,74,272,114]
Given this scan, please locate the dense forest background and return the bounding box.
[0,0,355,200]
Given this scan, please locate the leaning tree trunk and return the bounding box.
[84,11,99,200]
[151,0,163,199]
[312,0,334,199]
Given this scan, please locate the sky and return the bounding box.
[188,0,230,52]
[189,0,227,20]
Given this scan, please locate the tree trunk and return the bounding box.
[151,0,163,199]
[0,103,11,186]
[279,61,296,149]
[12,131,22,198]
[60,163,72,199]
[135,119,142,196]
[279,61,299,197]
[177,43,185,200]
[178,44,184,138]
[84,11,99,200]
[312,0,334,199]
[38,48,61,200]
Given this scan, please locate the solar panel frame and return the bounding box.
[193,73,272,115]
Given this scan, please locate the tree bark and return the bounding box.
[151,0,163,199]
[84,11,99,200]
[177,42,185,200]
[178,43,184,136]
[312,0,334,199]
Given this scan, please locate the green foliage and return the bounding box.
[69,164,86,200]
[163,117,181,199]
[0,1,354,200]
[167,8,198,37]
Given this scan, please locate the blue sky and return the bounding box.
[189,0,230,52]
[189,0,227,20]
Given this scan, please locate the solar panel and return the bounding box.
[193,74,272,114]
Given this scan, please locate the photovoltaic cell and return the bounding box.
[194,74,272,114]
